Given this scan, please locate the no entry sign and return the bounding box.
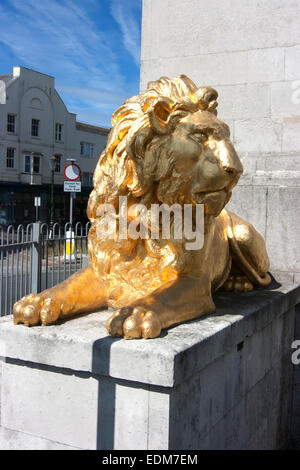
[64,163,81,181]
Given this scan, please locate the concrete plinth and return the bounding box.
[0,282,299,450]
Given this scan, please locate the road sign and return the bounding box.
[64,163,81,181]
[64,181,81,192]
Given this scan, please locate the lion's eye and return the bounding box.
[191,132,207,144]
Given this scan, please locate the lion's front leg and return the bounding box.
[13,266,108,326]
[106,277,215,339]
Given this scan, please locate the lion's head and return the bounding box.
[87,75,243,291]
[88,75,242,217]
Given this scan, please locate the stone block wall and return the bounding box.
[140,0,300,280]
[169,307,295,449]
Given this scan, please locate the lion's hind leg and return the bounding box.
[222,272,254,292]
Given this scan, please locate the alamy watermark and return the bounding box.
[291,340,300,365]
[96,196,204,250]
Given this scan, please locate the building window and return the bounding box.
[80,141,94,158]
[55,123,63,141]
[7,114,16,133]
[24,155,31,173]
[31,119,40,137]
[55,155,61,173]
[33,155,40,173]
[82,172,94,187]
[6,147,15,168]
[24,155,40,173]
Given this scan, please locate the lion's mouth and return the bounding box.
[193,188,231,215]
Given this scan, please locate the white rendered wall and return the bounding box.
[0,66,108,187]
[140,0,300,279]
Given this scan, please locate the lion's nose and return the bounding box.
[223,165,241,178]
[219,140,243,179]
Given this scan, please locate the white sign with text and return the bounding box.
[64,181,81,192]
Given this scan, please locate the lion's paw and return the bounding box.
[106,306,162,339]
[13,293,61,326]
[222,274,253,292]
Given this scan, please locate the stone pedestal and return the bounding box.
[0,282,299,450]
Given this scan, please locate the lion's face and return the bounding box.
[155,110,243,215]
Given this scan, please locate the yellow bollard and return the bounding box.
[65,230,74,258]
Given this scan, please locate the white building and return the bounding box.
[0,66,109,225]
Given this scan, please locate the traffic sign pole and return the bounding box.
[70,192,73,227]
[63,162,81,228]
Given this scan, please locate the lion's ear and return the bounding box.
[148,96,174,135]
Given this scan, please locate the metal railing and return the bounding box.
[0,222,90,316]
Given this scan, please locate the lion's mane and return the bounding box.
[86,75,218,301]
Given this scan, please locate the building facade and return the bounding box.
[0,66,109,226]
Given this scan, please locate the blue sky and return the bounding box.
[0,0,142,128]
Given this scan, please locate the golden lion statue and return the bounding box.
[13,75,271,339]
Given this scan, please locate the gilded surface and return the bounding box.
[13,75,271,339]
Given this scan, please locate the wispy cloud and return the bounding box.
[61,85,126,105]
[0,0,142,126]
[110,0,142,66]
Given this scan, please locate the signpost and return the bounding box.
[64,162,81,227]
[64,161,81,260]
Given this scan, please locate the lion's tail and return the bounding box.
[226,211,271,287]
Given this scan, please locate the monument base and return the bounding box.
[0,282,299,450]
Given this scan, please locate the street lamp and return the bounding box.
[49,155,57,231]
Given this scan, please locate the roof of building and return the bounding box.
[14,66,54,79]
[0,73,14,85]
[76,121,110,135]
[1,68,111,134]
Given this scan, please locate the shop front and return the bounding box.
[0,182,91,227]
